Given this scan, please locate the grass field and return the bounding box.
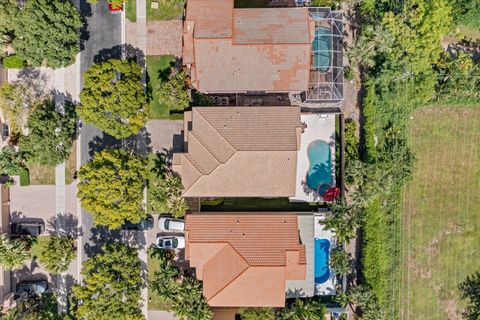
[146,55,175,119]
[399,106,480,319]
[147,0,184,21]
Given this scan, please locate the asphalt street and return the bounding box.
[78,0,122,261]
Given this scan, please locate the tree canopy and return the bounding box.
[78,59,148,139]
[239,308,276,320]
[36,236,75,274]
[7,0,83,68]
[19,100,76,166]
[0,146,24,176]
[459,271,480,320]
[72,244,144,320]
[77,148,147,229]
[156,69,191,113]
[0,234,29,270]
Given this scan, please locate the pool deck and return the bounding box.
[314,215,337,295]
[290,114,336,202]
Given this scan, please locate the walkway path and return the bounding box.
[135,1,149,318]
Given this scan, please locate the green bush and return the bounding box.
[2,55,26,69]
[19,169,30,186]
[168,113,184,120]
[344,66,354,81]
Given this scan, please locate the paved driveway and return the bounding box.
[9,184,78,234]
[146,21,182,57]
[145,120,184,155]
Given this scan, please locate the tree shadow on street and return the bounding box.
[88,134,122,158]
[93,44,145,67]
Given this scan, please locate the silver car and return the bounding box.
[158,217,185,232]
[155,236,185,249]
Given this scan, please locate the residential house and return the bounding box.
[172,106,302,198]
[185,214,306,307]
[183,0,344,102]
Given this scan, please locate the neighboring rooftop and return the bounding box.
[172,107,302,198]
[185,214,306,307]
[183,0,312,93]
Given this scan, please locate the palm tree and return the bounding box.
[173,278,212,320]
[149,261,179,302]
[0,234,29,270]
[280,299,327,320]
[347,25,393,68]
[168,196,188,218]
[37,236,75,274]
[329,248,351,276]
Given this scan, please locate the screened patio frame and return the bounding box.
[305,7,344,103]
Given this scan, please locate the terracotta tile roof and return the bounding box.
[185,0,233,38]
[186,214,306,307]
[184,1,311,92]
[234,8,310,44]
[173,107,302,197]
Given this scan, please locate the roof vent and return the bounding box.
[236,220,239,224]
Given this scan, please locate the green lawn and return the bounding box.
[399,106,480,319]
[147,0,184,21]
[126,0,136,22]
[147,250,173,311]
[201,197,320,212]
[146,55,175,119]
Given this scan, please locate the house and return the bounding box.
[183,0,344,102]
[185,214,306,307]
[172,106,302,198]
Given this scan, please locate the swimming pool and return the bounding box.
[314,238,331,284]
[306,139,332,194]
[312,26,332,72]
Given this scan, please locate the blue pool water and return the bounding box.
[312,26,332,72]
[314,238,331,284]
[306,139,332,194]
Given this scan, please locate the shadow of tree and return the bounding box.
[93,44,146,67]
[88,134,121,158]
[47,213,81,239]
[286,288,306,298]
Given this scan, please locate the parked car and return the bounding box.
[16,280,48,295]
[158,217,185,232]
[155,236,185,249]
[121,215,154,231]
[10,219,45,236]
[107,1,123,13]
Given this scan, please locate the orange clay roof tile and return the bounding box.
[184,1,311,92]
[173,107,302,197]
[186,214,306,307]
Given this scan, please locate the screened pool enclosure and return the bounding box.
[305,7,343,103]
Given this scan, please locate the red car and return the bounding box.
[108,1,123,13]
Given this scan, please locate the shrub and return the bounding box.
[2,55,26,69]
[168,113,184,120]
